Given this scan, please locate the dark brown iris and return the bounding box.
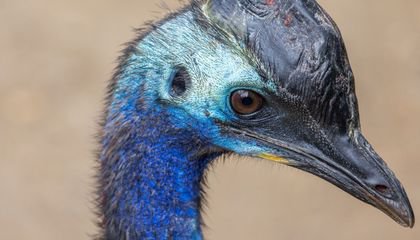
[230,90,263,115]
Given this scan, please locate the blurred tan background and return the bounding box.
[0,0,419,239]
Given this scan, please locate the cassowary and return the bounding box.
[97,0,414,239]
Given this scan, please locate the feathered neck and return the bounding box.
[97,6,227,239]
[98,106,220,239]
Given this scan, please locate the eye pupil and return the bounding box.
[242,97,253,106]
[230,90,263,115]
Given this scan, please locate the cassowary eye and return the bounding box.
[230,90,263,115]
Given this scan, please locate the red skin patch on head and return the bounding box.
[266,0,275,6]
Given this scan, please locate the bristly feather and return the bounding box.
[96,0,415,237]
[96,2,242,239]
[97,0,341,237]
[95,4,194,240]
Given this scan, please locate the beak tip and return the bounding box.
[397,202,415,228]
[403,218,415,229]
[407,214,415,229]
[402,216,415,228]
[403,196,415,228]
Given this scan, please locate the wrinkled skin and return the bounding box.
[99,0,414,238]
[202,0,414,227]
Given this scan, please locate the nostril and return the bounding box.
[374,184,390,194]
[367,178,393,197]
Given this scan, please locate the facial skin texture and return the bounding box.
[98,1,414,239]
[113,10,275,154]
[100,11,274,239]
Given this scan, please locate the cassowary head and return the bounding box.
[101,0,414,237]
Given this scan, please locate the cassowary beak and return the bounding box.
[205,0,414,228]
[257,130,415,228]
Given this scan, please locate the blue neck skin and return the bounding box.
[100,104,221,239]
[98,10,234,239]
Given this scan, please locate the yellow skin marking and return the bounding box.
[258,153,290,165]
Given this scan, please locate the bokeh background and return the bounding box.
[1,0,419,239]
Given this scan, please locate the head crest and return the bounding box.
[205,0,359,132]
